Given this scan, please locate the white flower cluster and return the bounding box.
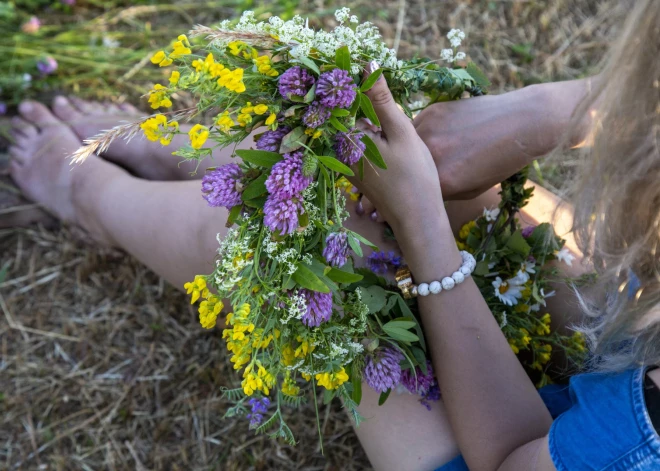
[280,292,307,325]
[214,229,254,291]
[276,248,301,275]
[440,28,467,63]
[226,8,401,72]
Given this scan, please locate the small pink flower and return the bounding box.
[36,57,58,76]
[21,17,41,34]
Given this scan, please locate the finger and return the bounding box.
[363,61,413,138]
[360,195,377,216]
[355,118,383,143]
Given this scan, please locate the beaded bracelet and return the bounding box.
[395,251,476,299]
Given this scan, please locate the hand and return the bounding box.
[349,64,445,236]
[413,78,592,200]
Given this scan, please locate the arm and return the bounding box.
[415,77,597,200]
[354,66,556,470]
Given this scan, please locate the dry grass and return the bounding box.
[1,1,627,469]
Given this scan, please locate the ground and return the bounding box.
[0,1,625,469]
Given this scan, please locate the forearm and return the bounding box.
[395,215,552,471]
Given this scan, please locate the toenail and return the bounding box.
[19,102,33,114]
[55,96,68,107]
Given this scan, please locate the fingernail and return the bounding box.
[54,96,68,107]
[369,61,380,73]
[356,201,365,216]
[19,102,33,114]
[370,211,378,221]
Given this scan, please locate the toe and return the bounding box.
[69,97,102,114]
[19,101,61,130]
[8,146,27,165]
[11,117,38,141]
[52,96,84,126]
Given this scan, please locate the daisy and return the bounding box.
[557,248,575,266]
[483,207,500,222]
[492,277,523,306]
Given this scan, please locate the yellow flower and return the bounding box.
[520,328,532,346]
[170,36,191,59]
[215,111,235,133]
[265,112,277,126]
[150,50,173,67]
[315,367,349,390]
[282,374,300,397]
[456,240,468,251]
[254,54,279,77]
[168,70,180,86]
[312,129,322,139]
[508,338,520,354]
[253,104,268,115]
[294,337,315,358]
[536,313,552,336]
[228,40,257,59]
[237,113,252,127]
[147,84,172,109]
[183,275,208,304]
[199,294,224,329]
[281,344,296,366]
[459,220,477,241]
[301,372,311,381]
[188,124,209,149]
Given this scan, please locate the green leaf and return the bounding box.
[474,260,490,276]
[317,168,327,220]
[359,93,381,128]
[361,134,387,169]
[303,83,317,104]
[358,157,364,180]
[412,347,428,373]
[298,56,320,75]
[351,363,362,405]
[323,388,335,405]
[360,68,383,92]
[283,276,296,291]
[335,45,351,71]
[292,264,330,293]
[331,108,350,117]
[397,297,426,351]
[279,126,308,153]
[347,234,363,257]
[226,205,242,226]
[349,231,378,250]
[241,174,268,201]
[505,230,532,257]
[235,149,282,168]
[362,285,387,313]
[317,155,354,176]
[466,62,491,90]
[243,196,267,209]
[378,389,391,406]
[382,325,420,343]
[326,268,364,284]
[383,320,417,330]
[349,92,361,117]
[328,117,349,132]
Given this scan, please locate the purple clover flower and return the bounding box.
[265,151,312,200]
[367,251,403,274]
[201,163,244,209]
[323,232,349,268]
[302,102,331,128]
[36,57,58,76]
[246,397,270,429]
[300,289,333,327]
[363,347,404,393]
[264,196,303,235]
[399,361,436,395]
[522,225,537,238]
[0,103,7,116]
[256,126,291,152]
[278,66,315,100]
[420,383,441,410]
[316,69,357,109]
[333,128,366,166]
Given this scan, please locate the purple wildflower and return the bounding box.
[302,102,331,128]
[333,128,366,166]
[246,397,270,429]
[522,225,537,238]
[316,69,357,109]
[36,57,58,76]
[60,0,75,4]
[0,103,7,116]
[264,196,303,235]
[363,347,404,393]
[201,163,244,209]
[278,66,315,99]
[265,151,312,199]
[367,251,403,274]
[420,383,442,410]
[300,289,333,327]
[323,232,349,268]
[256,126,291,152]
[400,361,436,395]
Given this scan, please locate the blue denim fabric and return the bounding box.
[435,367,660,471]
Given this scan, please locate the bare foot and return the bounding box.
[51,96,198,181]
[7,101,126,244]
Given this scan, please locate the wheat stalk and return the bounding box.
[189,25,279,48]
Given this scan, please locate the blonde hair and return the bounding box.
[560,0,660,371]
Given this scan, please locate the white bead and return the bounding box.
[429,281,442,294]
[452,271,465,284]
[441,277,455,290]
[418,283,430,296]
[460,265,472,276]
